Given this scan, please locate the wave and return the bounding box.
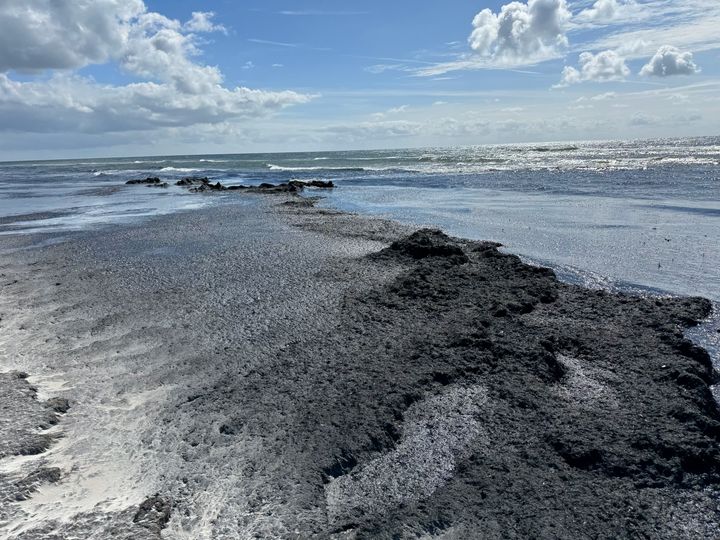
[531,146,579,152]
[198,159,230,163]
[160,167,201,173]
[92,169,141,176]
[266,164,421,174]
[418,155,508,164]
[267,164,368,172]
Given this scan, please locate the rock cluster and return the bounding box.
[126,177,162,185]
[125,176,335,195]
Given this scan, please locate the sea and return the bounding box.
[1,136,719,341]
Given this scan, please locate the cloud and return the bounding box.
[247,38,299,48]
[672,111,702,123]
[365,64,406,74]
[321,120,422,141]
[370,105,410,120]
[639,46,701,77]
[629,112,659,126]
[558,50,629,86]
[0,1,311,136]
[420,0,719,77]
[583,2,720,59]
[576,0,635,24]
[0,0,145,72]
[416,0,572,75]
[590,91,617,100]
[469,0,571,64]
[0,73,310,134]
[184,12,226,34]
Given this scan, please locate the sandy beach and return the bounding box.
[0,191,718,538]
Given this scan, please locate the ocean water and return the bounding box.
[1,136,719,306]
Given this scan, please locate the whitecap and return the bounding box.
[160,167,200,173]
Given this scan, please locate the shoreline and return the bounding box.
[1,194,719,538]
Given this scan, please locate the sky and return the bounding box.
[0,0,719,160]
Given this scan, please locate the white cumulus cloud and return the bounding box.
[0,0,145,72]
[0,73,310,134]
[576,0,635,24]
[639,46,701,77]
[184,11,226,33]
[0,1,311,137]
[468,0,572,64]
[558,50,629,86]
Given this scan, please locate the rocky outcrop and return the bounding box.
[126,176,335,196]
[175,177,209,186]
[126,177,162,185]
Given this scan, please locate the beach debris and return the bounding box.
[375,228,469,264]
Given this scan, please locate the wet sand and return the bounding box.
[0,194,719,539]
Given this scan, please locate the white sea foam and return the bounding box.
[160,167,201,173]
[266,163,416,173]
[267,164,363,172]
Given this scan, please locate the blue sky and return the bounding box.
[0,0,718,159]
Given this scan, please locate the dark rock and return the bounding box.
[253,182,302,193]
[133,495,173,533]
[146,182,169,188]
[46,397,70,413]
[281,198,320,208]
[219,424,236,435]
[176,176,210,186]
[18,434,55,456]
[11,467,62,502]
[378,229,469,264]
[323,450,359,481]
[179,179,334,196]
[126,177,161,185]
[306,180,335,189]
